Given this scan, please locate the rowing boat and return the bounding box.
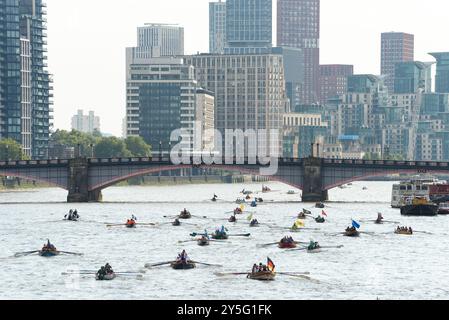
[307,247,322,253]
[126,221,136,228]
[395,230,413,236]
[171,261,196,270]
[179,212,192,219]
[278,242,297,249]
[315,217,325,223]
[39,249,60,257]
[197,238,210,246]
[250,220,260,227]
[212,233,229,240]
[297,213,307,219]
[95,272,116,281]
[247,271,276,281]
[344,229,360,237]
[315,203,325,209]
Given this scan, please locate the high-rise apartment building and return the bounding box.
[225,0,272,54]
[126,57,196,151]
[126,57,209,153]
[381,32,414,93]
[71,110,101,134]
[184,54,288,155]
[209,1,227,54]
[319,64,354,104]
[393,61,433,94]
[0,0,52,159]
[429,52,449,93]
[277,0,320,105]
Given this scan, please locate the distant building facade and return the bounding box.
[277,0,320,105]
[430,52,449,93]
[126,57,199,153]
[195,88,215,151]
[319,64,353,104]
[184,53,288,155]
[381,32,414,93]
[225,0,272,54]
[393,61,433,94]
[209,0,227,54]
[71,110,100,134]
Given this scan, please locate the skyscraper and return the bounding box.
[0,0,52,159]
[225,0,272,54]
[277,0,320,105]
[429,52,449,93]
[381,32,414,93]
[209,0,226,54]
[185,53,287,155]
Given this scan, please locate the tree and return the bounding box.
[125,136,152,157]
[51,129,99,157]
[0,139,28,161]
[94,137,132,158]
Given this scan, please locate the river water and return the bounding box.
[0,181,448,300]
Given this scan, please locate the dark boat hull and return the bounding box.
[96,273,116,281]
[212,234,229,240]
[171,262,196,270]
[438,209,449,215]
[39,250,60,257]
[344,231,360,237]
[247,272,276,281]
[278,242,297,249]
[197,240,210,246]
[401,204,438,216]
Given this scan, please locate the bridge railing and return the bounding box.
[0,159,70,167]
[323,158,449,167]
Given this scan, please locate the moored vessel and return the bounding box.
[400,197,438,216]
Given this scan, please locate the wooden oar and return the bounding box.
[257,242,279,248]
[144,261,174,268]
[278,273,312,280]
[59,251,84,256]
[191,215,208,219]
[178,240,197,244]
[190,261,222,267]
[215,272,249,276]
[14,250,39,257]
[138,223,157,226]
[106,224,126,227]
[321,245,344,249]
[228,233,251,237]
[414,231,433,235]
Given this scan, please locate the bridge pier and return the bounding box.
[302,157,328,202]
[67,157,103,203]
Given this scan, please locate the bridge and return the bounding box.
[1,156,449,203]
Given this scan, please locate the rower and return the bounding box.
[105,263,114,274]
[97,266,107,279]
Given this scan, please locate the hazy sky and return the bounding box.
[46,0,449,136]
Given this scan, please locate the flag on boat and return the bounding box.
[247,213,254,221]
[321,211,328,217]
[352,220,361,229]
[267,257,275,272]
